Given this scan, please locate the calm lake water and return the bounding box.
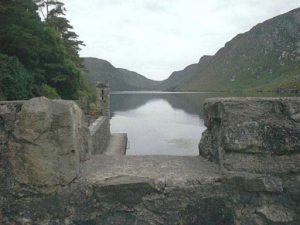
[110,91,298,156]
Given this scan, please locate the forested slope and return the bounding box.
[0,0,94,100]
[82,57,161,91]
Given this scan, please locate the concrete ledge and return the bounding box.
[223,153,300,174]
[103,133,127,155]
[81,155,222,188]
[89,116,108,136]
[89,116,110,154]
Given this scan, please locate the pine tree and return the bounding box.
[35,0,85,67]
[0,0,93,100]
[33,0,65,20]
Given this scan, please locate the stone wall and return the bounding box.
[199,97,300,225]
[0,98,92,194]
[0,97,115,224]
[89,116,110,154]
[96,82,110,117]
[1,97,299,225]
[199,97,300,174]
[0,101,25,222]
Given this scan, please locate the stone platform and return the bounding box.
[82,155,221,187]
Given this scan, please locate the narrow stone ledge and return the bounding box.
[223,153,300,174]
[81,155,223,189]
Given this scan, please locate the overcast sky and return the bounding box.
[64,0,299,80]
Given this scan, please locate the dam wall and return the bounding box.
[0,97,299,225]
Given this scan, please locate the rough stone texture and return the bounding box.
[241,175,283,193]
[223,153,300,174]
[9,97,91,188]
[2,155,300,225]
[82,155,222,186]
[197,97,300,225]
[0,101,25,224]
[199,97,300,171]
[1,156,232,225]
[89,116,110,154]
[96,82,110,117]
[1,97,300,225]
[257,205,296,223]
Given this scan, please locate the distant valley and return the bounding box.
[83,8,300,92]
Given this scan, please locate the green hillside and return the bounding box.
[82,57,161,91]
[162,8,300,93]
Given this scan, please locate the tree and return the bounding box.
[0,0,92,100]
[33,0,65,20]
[34,0,85,67]
[0,0,80,99]
[0,54,33,100]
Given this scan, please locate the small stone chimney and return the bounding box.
[96,81,110,117]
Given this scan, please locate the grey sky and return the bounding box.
[64,0,299,80]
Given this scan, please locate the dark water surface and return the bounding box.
[110,91,298,156]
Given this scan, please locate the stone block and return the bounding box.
[257,205,296,223]
[10,97,91,188]
[242,176,283,193]
[199,97,300,174]
[223,153,300,174]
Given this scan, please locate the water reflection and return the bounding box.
[110,92,298,155]
[110,92,221,118]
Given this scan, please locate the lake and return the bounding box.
[110,91,298,156]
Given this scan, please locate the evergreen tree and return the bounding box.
[34,0,85,67]
[0,0,92,100]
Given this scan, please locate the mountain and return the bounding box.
[82,57,161,91]
[162,8,300,92]
[158,55,212,91]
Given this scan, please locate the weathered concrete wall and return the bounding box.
[89,116,110,154]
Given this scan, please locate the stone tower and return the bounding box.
[96,81,110,117]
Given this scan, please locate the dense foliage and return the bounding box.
[0,0,95,100]
[0,54,33,100]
